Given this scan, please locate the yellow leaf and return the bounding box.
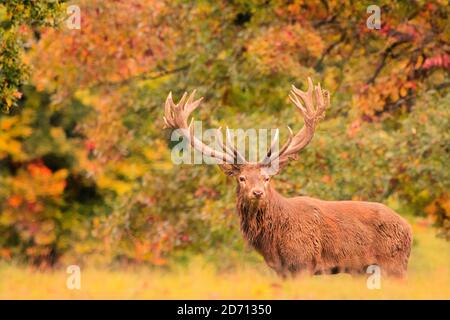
[400,87,408,97]
[97,175,132,195]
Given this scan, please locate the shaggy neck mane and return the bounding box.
[236,185,286,249]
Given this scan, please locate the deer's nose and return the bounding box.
[252,190,264,198]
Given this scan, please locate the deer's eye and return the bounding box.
[264,176,270,182]
[239,176,246,182]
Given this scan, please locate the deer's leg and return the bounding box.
[264,256,289,278]
[275,268,289,279]
[382,261,407,279]
[267,263,288,279]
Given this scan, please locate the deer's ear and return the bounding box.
[218,164,240,176]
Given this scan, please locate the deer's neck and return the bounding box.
[236,186,286,249]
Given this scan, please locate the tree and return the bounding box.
[0,0,65,111]
[1,0,448,266]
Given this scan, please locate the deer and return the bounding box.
[163,77,413,278]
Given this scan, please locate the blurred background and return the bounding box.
[0,0,449,298]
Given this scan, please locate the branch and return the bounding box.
[436,82,450,90]
[315,33,346,70]
[92,64,190,90]
[366,41,408,85]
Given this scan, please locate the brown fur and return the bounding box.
[235,165,412,278]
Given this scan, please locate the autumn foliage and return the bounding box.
[0,0,449,267]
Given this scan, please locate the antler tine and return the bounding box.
[314,84,329,121]
[187,117,195,137]
[185,90,203,114]
[277,126,294,156]
[215,126,237,162]
[261,126,294,165]
[178,92,188,110]
[163,92,176,129]
[163,91,235,164]
[266,129,280,158]
[291,77,315,113]
[304,77,315,113]
[315,83,323,108]
[226,127,247,164]
[186,90,196,106]
[164,91,172,114]
[289,91,308,118]
[260,129,279,165]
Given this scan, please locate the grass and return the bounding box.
[0,219,449,299]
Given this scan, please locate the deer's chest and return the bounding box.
[241,220,281,264]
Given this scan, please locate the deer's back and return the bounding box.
[276,196,412,275]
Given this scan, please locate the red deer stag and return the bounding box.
[163,78,412,277]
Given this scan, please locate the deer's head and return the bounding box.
[235,164,271,203]
[163,77,330,204]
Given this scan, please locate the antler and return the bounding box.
[164,91,246,165]
[261,77,330,167]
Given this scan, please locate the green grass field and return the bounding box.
[1,220,449,300]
